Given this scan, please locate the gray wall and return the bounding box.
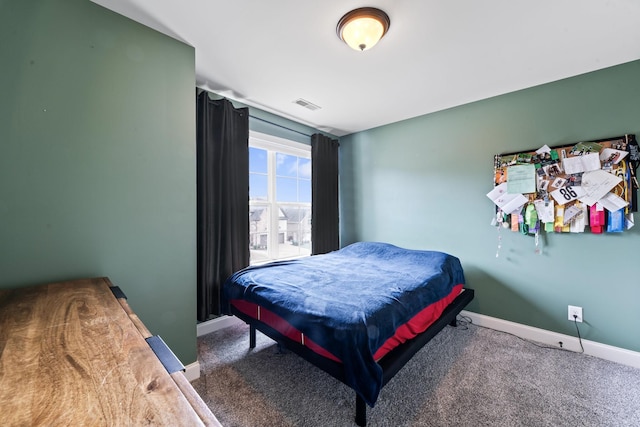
[1,0,197,363]
[340,59,640,352]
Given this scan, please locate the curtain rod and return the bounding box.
[196,87,311,138]
[197,87,315,138]
[249,114,313,138]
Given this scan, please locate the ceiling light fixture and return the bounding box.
[337,7,390,52]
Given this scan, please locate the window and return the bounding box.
[249,131,311,264]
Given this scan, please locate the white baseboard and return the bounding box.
[197,315,244,337]
[184,361,201,382]
[461,310,640,369]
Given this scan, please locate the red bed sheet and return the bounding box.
[230,283,464,363]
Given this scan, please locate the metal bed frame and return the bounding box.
[229,288,475,426]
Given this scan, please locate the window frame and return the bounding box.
[249,131,311,264]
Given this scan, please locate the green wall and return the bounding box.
[0,0,197,363]
[340,60,640,352]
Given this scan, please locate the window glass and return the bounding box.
[276,177,297,202]
[299,179,311,203]
[299,158,311,178]
[250,147,267,173]
[299,157,311,203]
[250,147,268,201]
[249,205,270,263]
[276,153,297,178]
[249,133,312,264]
[278,205,311,258]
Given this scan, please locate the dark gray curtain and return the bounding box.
[196,92,249,320]
[311,133,340,254]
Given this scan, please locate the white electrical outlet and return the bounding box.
[568,305,583,322]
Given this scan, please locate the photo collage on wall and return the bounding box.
[488,134,639,239]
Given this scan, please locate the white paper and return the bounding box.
[570,204,587,233]
[597,192,629,212]
[487,183,527,214]
[550,185,585,205]
[579,170,623,206]
[563,205,582,224]
[534,199,555,223]
[507,164,536,194]
[562,152,601,175]
[626,213,635,230]
[536,144,551,154]
[599,148,628,165]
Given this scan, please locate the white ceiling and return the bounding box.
[92,0,640,137]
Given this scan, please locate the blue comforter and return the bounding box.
[221,242,465,406]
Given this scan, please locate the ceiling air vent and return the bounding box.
[293,98,321,111]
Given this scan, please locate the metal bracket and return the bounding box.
[109,286,127,300]
[146,335,185,374]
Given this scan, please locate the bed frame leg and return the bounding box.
[249,324,256,349]
[449,317,458,327]
[355,395,366,427]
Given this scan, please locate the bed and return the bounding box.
[221,241,474,426]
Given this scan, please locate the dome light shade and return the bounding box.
[337,7,390,52]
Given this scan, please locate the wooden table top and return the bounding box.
[0,277,216,426]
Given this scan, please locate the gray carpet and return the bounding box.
[191,320,640,427]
